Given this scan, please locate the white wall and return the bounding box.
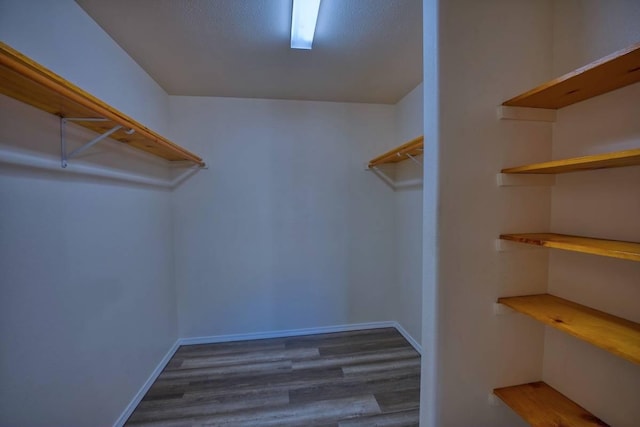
[544,3,640,426]
[0,0,170,134]
[393,83,424,342]
[428,0,555,425]
[169,96,399,338]
[0,1,178,425]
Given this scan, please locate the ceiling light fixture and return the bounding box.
[290,0,321,49]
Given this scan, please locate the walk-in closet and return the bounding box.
[1,1,638,426]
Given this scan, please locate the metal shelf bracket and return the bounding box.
[369,166,423,190]
[60,117,134,168]
[405,153,423,168]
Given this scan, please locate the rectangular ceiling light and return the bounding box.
[291,0,321,49]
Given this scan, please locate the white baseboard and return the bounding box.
[113,320,421,426]
[180,321,422,354]
[113,339,181,427]
[178,321,398,346]
[392,321,422,354]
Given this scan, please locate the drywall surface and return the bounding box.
[433,0,554,425]
[0,0,170,134]
[545,4,640,426]
[169,96,398,338]
[0,98,177,427]
[393,83,424,342]
[552,0,640,77]
[0,1,177,425]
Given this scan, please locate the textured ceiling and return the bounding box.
[75,0,422,104]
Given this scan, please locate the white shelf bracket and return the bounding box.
[497,106,556,122]
[495,238,542,252]
[60,117,134,168]
[370,166,397,190]
[497,173,555,187]
[405,153,423,169]
[493,302,516,316]
[368,166,422,190]
[488,393,503,407]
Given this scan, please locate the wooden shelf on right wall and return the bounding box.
[499,233,640,262]
[502,148,640,174]
[497,42,639,427]
[494,381,610,427]
[503,42,640,109]
[498,294,640,365]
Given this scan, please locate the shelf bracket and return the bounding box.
[493,302,516,316]
[60,117,134,168]
[487,393,502,407]
[370,166,397,190]
[497,106,556,122]
[405,153,423,169]
[497,173,555,187]
[369,166,422,190]
[495,238,543,252]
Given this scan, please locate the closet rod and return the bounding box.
[0,149,199,189]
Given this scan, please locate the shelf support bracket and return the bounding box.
[493,303,516,316]
[370,166,397,190]
[497,106,556,122]
[60,117,134,168]
[369,166,423,190]
[497,173,555,187]
[488,393,502,407]
[405,153,423,168]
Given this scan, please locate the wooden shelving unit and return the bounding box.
[500,233,640,262]
[498,294,640,365]
[494,382,610,427]
[497,43,640,426]
[502,148,640,174]
[0,42,204,166]
[368,136,424,168]
[503,42,640,109]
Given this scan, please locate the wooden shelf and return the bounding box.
[368,136,424,168]
[498,294,640,365]
[500,233,640,262]
[0,42,204,166]
[494,381,610,427]
[502,148,640,174]
[503,42,640,109]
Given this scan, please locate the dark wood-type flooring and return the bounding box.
[126,327,421,426]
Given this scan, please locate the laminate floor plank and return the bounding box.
[289,376,420,405]
[187,366,345,390]
[342,357,421,375]
[147,366,346,399]
[126,328,421,426]
[292,347,418,370]
[375,388,421,413]
[175,339,287,355]
[137,388,291,412]
[175,347,319,370]
[338,409,420,427]
[318,337,410,356]
[284,328,400,349]
[129,391,290,423]
[141,392,185,402]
